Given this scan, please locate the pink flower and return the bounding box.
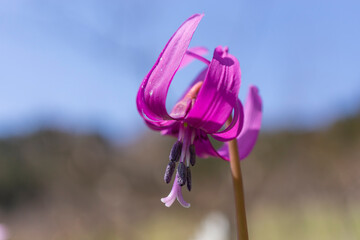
[136,14,262,208]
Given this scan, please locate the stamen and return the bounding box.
[169,141,182,162]
[164,161,176,184]
[185,144,190,167]
[178,125,185,141]
[177,162,187,186]
[186,167,192,191]
[180,125,189,163]
[190,129,196,143]
[189,144,196,166]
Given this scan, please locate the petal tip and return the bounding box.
[249,85,262,111]
[189,13,204,21]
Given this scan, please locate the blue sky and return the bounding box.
[1,0,360,141]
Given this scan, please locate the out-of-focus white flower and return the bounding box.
[189,212,230,240]
[0,224,9,240]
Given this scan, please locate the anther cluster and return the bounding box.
[163,125,197,191]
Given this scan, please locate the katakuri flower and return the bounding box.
[136,14,262,208]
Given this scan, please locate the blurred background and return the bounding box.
[1,0,360,239]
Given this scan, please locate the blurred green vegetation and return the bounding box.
[0,113,359,240]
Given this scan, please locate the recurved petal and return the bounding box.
[185,46,241,133]
[145,119,177,131]
[211,98,244,142]
[193,86,262,161]
[178,47,208,70]
[136,14,203,122]
[217,86,263,160]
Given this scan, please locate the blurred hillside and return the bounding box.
[0,113,360,240]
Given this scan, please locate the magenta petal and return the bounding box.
[141,112,177,132]
[160,122,181,137]
[179,47,208,70]
[211,98,244,142]
[217,86,263,160]
[145,119,176,131]
[185,46,241,133]
[136,14,204,122]
[194,130,224,159]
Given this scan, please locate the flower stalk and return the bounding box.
[227,116,249,240]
